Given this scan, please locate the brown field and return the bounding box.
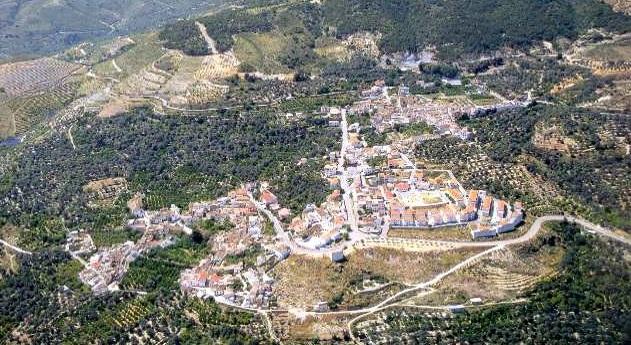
[269,311,351,342]
[271,247,485,309]
[409,232,564,305]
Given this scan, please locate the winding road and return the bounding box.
[204,210,630,342]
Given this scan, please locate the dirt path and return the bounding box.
[195,21,219,54]
[0,239,32,255]
[262,312,281,344]
[112,59,122,73]
[67,125,76,150]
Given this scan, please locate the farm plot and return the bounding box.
[315,37,352,62]
[194,53,240,81]
[0,58,82,97]
[1,83,79,137]
[183,81,229,106]
[93,33,164,78]
[270,311,351,342]
[107,297,153,329]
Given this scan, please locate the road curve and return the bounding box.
[461,215,631,247]
[390,215,631,249]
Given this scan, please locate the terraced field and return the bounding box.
[0,83,78,138]
[0,58,82,97]
[194,53,240,80]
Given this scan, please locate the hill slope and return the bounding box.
[0,0,232,60]
[160,0,631,60]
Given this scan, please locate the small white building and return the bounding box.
[448,305,465,313]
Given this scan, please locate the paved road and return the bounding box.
[470,215,631,247]
[378,214,631,250]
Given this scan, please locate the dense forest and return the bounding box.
[158,21,209,56]
[359,221,631,343]
[0,107,339,242]
[323,0,631,57]
[160,0,631,60]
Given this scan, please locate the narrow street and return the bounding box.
[339,110,359,232]
[247,189,359,257]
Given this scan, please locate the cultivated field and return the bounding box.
[1,82,78,138]
[0,58,82,97]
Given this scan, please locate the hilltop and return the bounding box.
[161,0,631,61]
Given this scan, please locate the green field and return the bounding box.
[0,82,78,139]
[234,32,290,73]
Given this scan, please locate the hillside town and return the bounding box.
[78,208,184,294]
[77,83,528,302]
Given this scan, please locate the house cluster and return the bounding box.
[79,216,180,294]
[180,253,282,309]
[352,83,472,140]
[185,187,267,257]
[176,184,299,307]
[288,191,347,250]
[348,149,524,238]
[469,198,524,239]
[258,185,292,221]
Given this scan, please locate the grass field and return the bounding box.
[234,32,290,74]
[93,33,164,79]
